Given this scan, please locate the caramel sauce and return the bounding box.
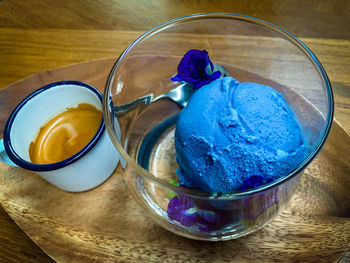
[29,103,102,164]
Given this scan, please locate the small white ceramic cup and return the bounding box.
[0,80,121,192]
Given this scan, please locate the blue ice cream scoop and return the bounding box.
[174,77,305,193]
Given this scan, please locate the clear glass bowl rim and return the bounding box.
[103,12,334,199]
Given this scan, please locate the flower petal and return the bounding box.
[171,49,221,89]
[167,195,197,226]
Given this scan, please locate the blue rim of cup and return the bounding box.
[3,80,105,172]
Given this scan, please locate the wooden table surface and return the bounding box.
[0,1,349,262]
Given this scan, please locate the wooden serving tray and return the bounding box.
[0,58,349,262]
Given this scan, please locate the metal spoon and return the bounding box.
[113,63,228,113]
[113,83,193,114]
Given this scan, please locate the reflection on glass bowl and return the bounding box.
[103,13,333,241]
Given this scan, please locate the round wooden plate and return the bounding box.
[0,58,349,262]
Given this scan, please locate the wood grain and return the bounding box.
[0,0,349,39]
[0,206,53,263]
[1,29,350,132]
[0,0,350,261]
[0,58,349,262]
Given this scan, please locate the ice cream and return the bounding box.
[174,77,305,193]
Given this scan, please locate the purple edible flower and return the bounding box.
[167,194,241,232]
[196,208,226,232]
[167,175,277,230]
[167,195,197,226]
[171,49,221,89]
[241,175,274,191]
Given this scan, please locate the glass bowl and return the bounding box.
[103,13,333,241]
